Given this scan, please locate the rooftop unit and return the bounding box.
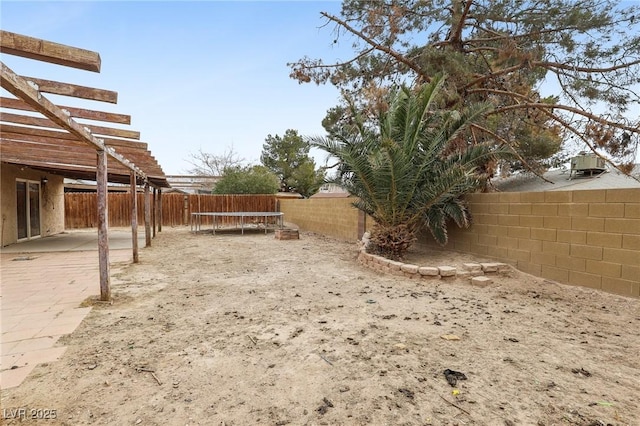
[569,153,606,179]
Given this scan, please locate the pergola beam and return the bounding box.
[2,157,158,185]
[2,158,100,173]
[1,138,155,163]
[0,124,148,149]
[21,76,118,103]
[1,96,131,124]
[0,30,101,72]
[1,146,138,175]
[1,132,144,154]
[1,111,141,140]
[1,139,164,178]
[0,61,146,180]
[2,140,163,177]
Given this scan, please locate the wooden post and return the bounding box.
[130,171,139,263]
[144,182,151,247]
[97,150,110,301]
[183,195,189,225]
[158,188,162,232]
[152,187,157,238]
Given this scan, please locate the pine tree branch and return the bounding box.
[319,11,431,83]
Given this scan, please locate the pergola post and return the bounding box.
[97,150,110,301]
[183,195,189,225]
[152,187,157,238]
[130,171,139,263]
[144,182,151,247]
[158,188,163,233]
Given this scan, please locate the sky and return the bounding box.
[1,1,349,175]
[2,1,639,176]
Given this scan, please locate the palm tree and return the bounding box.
[309,74,511,260]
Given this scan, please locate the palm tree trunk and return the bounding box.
[367,222,418,261]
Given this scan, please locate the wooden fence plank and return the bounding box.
[65,193,277,228]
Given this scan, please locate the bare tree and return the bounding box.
[185,145,245,176]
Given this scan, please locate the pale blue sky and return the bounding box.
[1,1,348,174]
[2,1,638,175]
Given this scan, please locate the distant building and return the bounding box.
[165,175,221,194]
[64,179,131,193]
[493,162,640,193]
[311,183,350,198]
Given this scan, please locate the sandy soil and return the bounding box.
[2,226,639,426]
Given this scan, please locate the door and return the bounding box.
[16,180,41,240]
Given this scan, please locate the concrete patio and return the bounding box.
[0,229,144,390]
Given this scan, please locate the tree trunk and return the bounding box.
[367,222,418,261]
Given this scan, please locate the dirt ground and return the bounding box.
[2,226,639,426]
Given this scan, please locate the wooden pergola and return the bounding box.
[1,30,170,301]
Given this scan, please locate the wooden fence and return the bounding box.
[65,193,277,228]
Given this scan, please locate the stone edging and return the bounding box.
[357,249,510,287]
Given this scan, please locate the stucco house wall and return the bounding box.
[1,163,65,247]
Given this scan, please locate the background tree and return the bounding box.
[290,0,640,176]
[290,161,326,198]
[260,129,326,197]
[213,165,280,194]
[310,75,512,260]
[186,145,244,176]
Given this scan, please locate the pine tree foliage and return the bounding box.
[291,0,640,175]
[261,129,326,197]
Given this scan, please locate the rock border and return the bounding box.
[357,248,510,285]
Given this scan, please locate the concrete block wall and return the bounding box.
[418,188,640,297]
[279,197,361,242]
[277,189,639,298]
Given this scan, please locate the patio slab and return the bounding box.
[1,229,140,390]
[0,228,146,254]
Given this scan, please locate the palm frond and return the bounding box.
[311,73,513,257]
[424,207,448,245]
